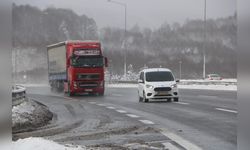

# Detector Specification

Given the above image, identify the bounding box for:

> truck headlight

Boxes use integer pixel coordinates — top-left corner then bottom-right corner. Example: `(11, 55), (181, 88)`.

(171, 84), (177, 88)
(146, 84), (154, 89)
(73, 82), (77, 88)
(100, 81), (104, 87)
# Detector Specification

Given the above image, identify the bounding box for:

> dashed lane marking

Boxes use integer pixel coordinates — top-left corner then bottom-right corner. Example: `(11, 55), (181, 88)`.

(139, 120), (155, 125)
(106, 106), (116, 109)
(116, 110), (127, 113)
(126, 114), (140, 118)
(162, 142), (180, 150)
(160, 128), (202, 150)
(111, 94), (123, 97)
(97, 103), (106, 106)
(216, 108), (238, 114)
(173, 102), (190, 105)
(88, 102), (97, 104)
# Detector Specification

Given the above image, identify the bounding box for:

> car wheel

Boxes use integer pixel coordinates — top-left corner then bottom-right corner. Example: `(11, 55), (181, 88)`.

(139, 96), (142, 102)
(143, 92), (149, 103)
(173, 97), (179, 102)
(138, 91), (142, 102)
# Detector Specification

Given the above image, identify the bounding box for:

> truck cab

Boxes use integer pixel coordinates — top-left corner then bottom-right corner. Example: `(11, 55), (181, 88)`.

(47, 41), (108, 96)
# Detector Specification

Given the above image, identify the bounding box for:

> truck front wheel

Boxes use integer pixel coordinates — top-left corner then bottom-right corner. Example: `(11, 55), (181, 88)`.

(68, 92), (74, 96)
(98, 92), (104, 96)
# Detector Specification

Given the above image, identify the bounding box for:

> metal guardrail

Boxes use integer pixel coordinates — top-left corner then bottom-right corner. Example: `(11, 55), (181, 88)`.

(111, 80), (237, 85)
(12, 85), (26, 106)
(179, 80), (237, 85)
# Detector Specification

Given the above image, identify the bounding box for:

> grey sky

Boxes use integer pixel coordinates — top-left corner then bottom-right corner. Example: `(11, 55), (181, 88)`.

(14, 0), (236, 29)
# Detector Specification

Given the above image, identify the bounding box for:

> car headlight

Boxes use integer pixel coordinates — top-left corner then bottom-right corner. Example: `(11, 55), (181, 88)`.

(146, 84), (154, 89)
(171, 84), (177, 88)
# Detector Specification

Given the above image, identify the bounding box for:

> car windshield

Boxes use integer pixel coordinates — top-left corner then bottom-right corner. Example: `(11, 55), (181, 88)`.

(145, 71), (174, 82)
(71, 56), (104, 67)
(210, 74), (220, 77)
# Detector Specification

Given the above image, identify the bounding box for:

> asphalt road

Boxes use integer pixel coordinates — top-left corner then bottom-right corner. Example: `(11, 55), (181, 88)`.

(24, 85), (237, 150)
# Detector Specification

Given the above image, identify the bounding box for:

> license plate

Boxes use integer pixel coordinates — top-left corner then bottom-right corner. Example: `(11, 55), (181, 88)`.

(157, 91), (168, 95)
(85, 89), (93, 92)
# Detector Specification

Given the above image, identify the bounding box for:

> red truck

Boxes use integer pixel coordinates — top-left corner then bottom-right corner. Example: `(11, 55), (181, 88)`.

(47, 41), (108, 96)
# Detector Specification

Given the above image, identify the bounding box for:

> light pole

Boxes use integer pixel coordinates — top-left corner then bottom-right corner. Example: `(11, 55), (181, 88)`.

(179, 61), (182, 80)
(203, 0), (207, 79)
(107, 0), (127, 78)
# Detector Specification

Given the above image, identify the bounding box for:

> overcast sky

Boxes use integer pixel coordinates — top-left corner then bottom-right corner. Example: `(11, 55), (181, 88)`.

(14, 0), (236, 29)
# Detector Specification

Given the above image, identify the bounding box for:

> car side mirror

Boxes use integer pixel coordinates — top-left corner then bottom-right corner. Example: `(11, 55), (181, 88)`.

(176, 79), (180, 83)
(138, 79), (144, 83)
(104, 57), (108, 67)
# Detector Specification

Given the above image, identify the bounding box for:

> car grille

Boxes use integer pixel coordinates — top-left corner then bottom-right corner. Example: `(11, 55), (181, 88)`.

(154, 94), (172, 97)
(78, 74), (100, 80)
(78, 82), (98, 88)
(154, 87), (172, 92)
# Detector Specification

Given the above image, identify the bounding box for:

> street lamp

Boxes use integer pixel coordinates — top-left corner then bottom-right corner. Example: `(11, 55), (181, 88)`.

(203, 0), (207, 79)
(179, 61), (182, 80)
(107, 0), (127, 78)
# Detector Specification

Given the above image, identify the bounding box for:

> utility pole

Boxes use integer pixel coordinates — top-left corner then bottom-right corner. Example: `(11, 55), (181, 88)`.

(179, 61), (182, 80)
(203, 0), (207, 79)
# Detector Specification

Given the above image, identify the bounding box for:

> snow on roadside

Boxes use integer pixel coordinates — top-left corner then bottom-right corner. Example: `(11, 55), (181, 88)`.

(106, 83), (237, 91)
(181, 78), (237, 82)
(19, 84), (49, 87)
(178, 84), (237, 91)
(12, 137), (86, 150)
(107, 83), (138, 88)
(12, 99), (53, 133)
(12, 101), (35, 126)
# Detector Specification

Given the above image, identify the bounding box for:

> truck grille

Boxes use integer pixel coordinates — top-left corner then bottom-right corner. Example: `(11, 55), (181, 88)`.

(78, 74), (100, 80)
(79, 82), (98, 88)
(154, 87), (172, 92)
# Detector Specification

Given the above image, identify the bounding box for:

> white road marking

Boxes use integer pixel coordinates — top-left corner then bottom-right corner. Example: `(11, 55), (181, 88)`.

(112, 94), (123, 97)
(139, 120), (155, 125)
(216, 108), (238, 113)
(106, 106), (116, 109)
(162, 142), (180, 150)
(160, 128), (202, 150)
(116, 110), (127, 113)
(126, 114), (140, 118)
(174, 102), (190, 105)
(97, 103), (106, 106)
(89, 102), (96, 104)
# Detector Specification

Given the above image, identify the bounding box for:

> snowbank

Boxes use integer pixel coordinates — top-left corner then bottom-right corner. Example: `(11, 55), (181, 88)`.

(12, 99), (53, 133)
(12, 137), (85, 150)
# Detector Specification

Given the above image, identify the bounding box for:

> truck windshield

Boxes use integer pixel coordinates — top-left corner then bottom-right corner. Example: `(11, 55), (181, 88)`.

(71, 56), (104, 67)
(146, 71), (174, 82)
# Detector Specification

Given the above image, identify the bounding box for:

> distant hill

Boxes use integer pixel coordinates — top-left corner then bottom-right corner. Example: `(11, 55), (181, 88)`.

(100, 15), (237, 78)
(12, 4), (236, 81)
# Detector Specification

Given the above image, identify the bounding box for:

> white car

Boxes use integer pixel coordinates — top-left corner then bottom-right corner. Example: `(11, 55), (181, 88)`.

(206, 74), (222, 80)
(138, 68), (179, 103)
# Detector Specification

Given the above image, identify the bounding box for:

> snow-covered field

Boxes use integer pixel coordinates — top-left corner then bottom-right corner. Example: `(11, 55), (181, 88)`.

(12, 137), (85, 150)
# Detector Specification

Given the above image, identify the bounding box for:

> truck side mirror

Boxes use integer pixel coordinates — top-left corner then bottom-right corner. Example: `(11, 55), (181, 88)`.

(138, 79), (144, 83)
(104, 57), (108, 67)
